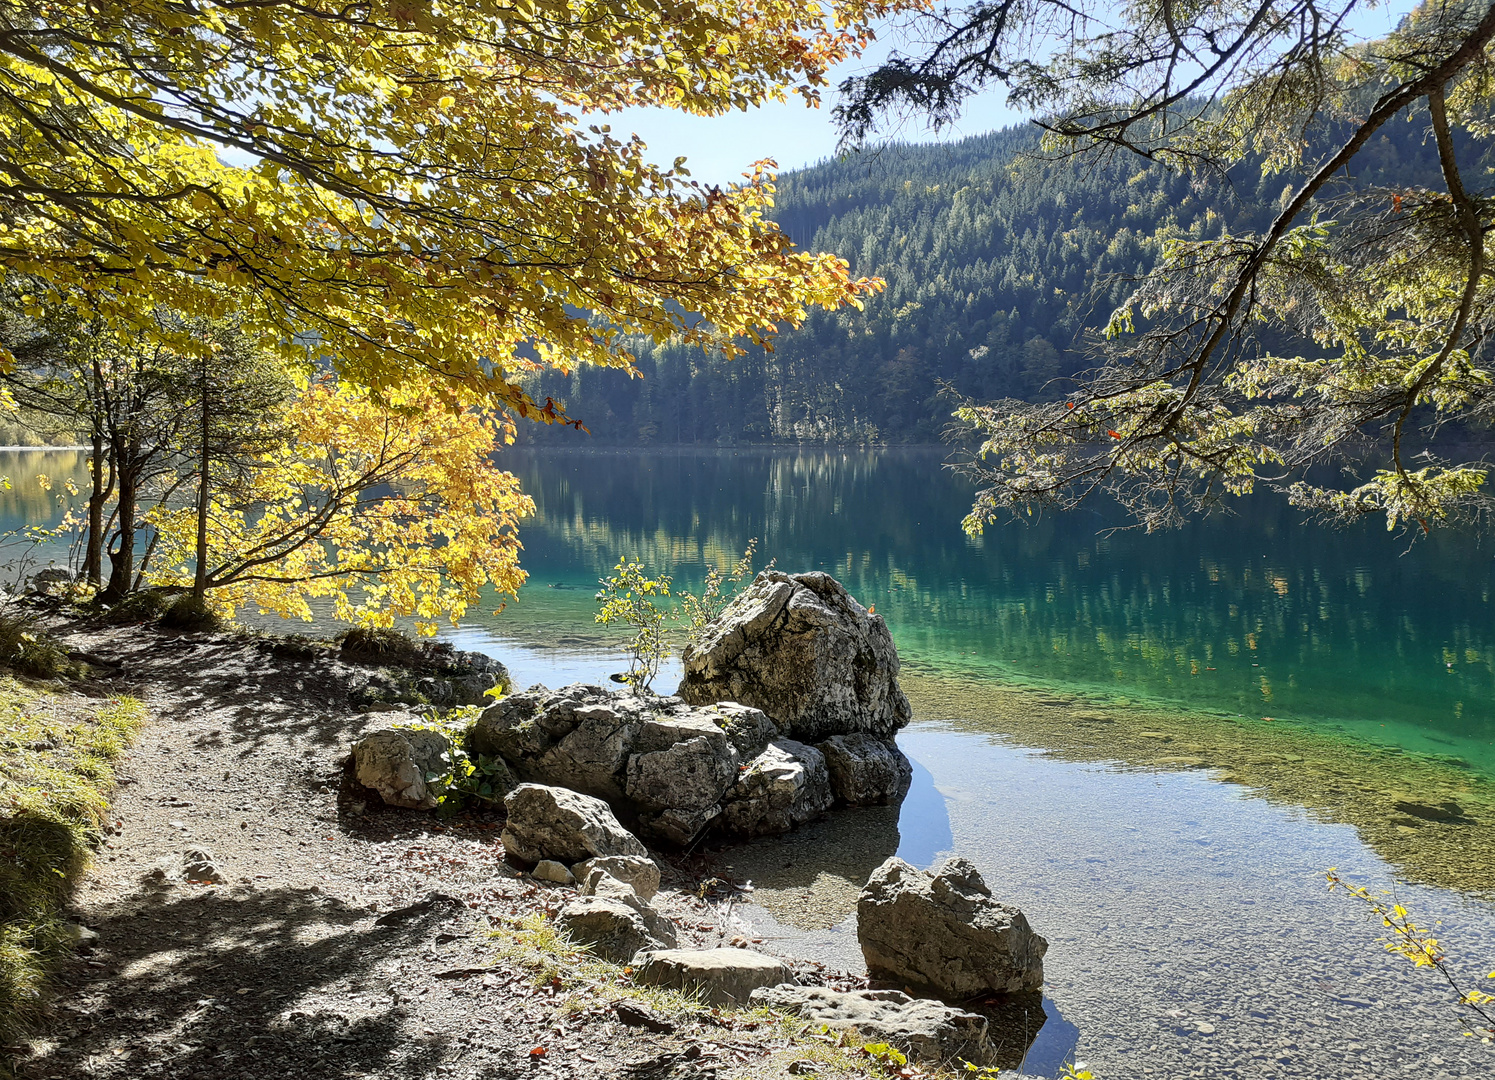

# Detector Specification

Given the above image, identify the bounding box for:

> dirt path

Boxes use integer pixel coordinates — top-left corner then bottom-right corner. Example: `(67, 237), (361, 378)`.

(17, 622), (847, 1080)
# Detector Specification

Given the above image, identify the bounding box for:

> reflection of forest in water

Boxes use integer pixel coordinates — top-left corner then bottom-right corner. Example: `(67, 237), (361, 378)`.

(5, 445), (1495, 767)
(509, 448), (1495, 762)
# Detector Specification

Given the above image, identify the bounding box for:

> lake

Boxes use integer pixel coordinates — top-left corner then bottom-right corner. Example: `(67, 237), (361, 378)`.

(5, 445), (1495, 1077)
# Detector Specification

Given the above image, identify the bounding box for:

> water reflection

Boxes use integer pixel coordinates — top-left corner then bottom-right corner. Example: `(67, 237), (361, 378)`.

(500, 448), (1495, 776)
(8, 446), (1495, 779)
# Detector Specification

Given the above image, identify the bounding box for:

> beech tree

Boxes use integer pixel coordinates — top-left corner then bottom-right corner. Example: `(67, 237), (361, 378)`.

(841, 0), (1495, 533)
(0, 0), (900, 417)
(144, 376), (533, 632)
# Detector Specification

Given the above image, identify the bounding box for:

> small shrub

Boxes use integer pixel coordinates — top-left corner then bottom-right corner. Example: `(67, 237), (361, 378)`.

(394, 707), (516, 818)
(99, 589), (173, 626)
(337, 626), (423, 665)
(158, 594), (222, 632)
(594, 558), (672, 690)
(0, 610), (75, 680)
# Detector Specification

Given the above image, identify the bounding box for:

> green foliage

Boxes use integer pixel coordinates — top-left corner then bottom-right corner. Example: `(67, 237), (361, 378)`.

(394, 708), (516, 819)
(518, 119), (1461, 447)
(594, 558), (673, 691)
(859, 1042), (909, 1073)
(674, 539), (767, 650)
(595, 542), (765, 688)
(0, 683), (145, 1064)
(337, 626), (424, 665)
(158, 594), (222, 632)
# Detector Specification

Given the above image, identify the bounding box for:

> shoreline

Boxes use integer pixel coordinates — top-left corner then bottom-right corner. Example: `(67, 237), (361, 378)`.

(4, 614), (1002, 1080)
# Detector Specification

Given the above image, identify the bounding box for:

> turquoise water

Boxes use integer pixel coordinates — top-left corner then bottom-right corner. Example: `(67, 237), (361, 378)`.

(457, 448), (1495, 776)
(8, 445), (1495, 774)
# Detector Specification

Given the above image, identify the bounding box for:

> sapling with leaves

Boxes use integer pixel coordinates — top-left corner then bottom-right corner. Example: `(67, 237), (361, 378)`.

(594, 541), (766, 690)
(594, 558), (674, 691)
(1327, 869), (1495, 1042)
(675, 539), (772, 649)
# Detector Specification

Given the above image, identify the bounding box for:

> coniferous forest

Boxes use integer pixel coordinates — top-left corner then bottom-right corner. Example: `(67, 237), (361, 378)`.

(518, 117), (1469, 445)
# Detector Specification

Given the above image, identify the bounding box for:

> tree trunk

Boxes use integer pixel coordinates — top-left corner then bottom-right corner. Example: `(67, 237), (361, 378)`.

(193, 358), (210, 600)
(84, 423), (105, 586)
(101, 440), (138, 603)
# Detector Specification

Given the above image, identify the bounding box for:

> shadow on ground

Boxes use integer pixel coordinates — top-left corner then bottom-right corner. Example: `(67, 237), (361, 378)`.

(25, 885), (459, 1080)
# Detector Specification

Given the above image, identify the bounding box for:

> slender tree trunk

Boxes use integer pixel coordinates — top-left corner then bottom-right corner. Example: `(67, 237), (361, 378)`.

(102, 437), (139, 603)
(193, 358), (210, 600)
(84, 422), (105, 586)
(83, 355), (109, 586)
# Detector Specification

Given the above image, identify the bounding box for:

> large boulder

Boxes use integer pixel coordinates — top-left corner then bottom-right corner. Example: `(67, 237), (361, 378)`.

(626, 715), (740, 844)
(751, 986), (995, 1066)
(721, 739), (833, 837)
(500, 783), (648, 866)
(352, 728), (452, 810)
(634, 948), (793, 1006)
(857, 857), (1047, 998)
(677, 571), (912, 743)
(817, 734), (913, 806)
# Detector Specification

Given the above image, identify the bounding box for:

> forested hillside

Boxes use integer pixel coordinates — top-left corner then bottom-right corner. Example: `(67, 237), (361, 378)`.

(519, 116), (1457, 444)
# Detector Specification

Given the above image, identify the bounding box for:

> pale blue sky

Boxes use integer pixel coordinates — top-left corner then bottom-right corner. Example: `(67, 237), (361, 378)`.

(607, 4), (1411, 187)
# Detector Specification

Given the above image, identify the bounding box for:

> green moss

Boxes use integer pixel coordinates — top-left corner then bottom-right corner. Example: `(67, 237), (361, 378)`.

(0, 681), (145, 1070)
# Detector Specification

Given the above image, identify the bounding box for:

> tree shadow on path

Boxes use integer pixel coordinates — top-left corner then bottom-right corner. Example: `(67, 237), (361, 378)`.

(24, 885), (461, 1080)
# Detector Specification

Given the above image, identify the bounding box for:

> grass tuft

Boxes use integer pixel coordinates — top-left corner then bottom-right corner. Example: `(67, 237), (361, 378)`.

(98, 589), (173, 626)
(0, 612), (77, 681)
(0, 682), (145, 1072)
(158, 593), (221, 632)
(336, 626), (423, 665)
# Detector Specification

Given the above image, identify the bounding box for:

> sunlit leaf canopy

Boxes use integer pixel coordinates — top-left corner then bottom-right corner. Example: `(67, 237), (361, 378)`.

(145, 374), (535, 631)
(847, 0), (1495, 534)
(0, 0), (908, 415)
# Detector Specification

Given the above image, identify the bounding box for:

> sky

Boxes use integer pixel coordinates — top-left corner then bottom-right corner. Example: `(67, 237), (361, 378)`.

(608, 4), (1413, 187)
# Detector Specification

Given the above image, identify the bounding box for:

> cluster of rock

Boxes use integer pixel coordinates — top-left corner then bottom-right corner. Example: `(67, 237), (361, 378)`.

(345, 646), (509, 709)
(459, 571), (912, 846)
(501, 780), (1050, 1068)
(345, 569), (1055, 1068)
(350, 571), (911, 843)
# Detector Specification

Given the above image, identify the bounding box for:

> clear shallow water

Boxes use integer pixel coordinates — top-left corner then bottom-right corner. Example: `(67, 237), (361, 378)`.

(7, 446), (1495, 1075)
(717, 724), (1495, 1078)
